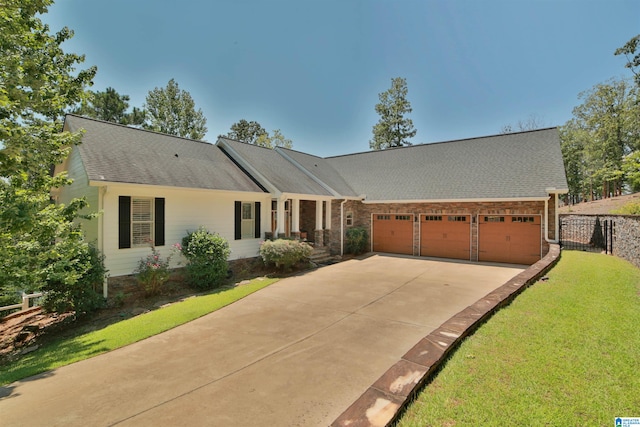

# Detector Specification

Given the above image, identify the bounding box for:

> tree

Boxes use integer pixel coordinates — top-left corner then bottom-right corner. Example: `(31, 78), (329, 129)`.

(74, 87), (145, 125)
(223, 119), (267, 144)
(560, 78), (640, 201)
(256, 129), (293, 149)
(370, 77), (417, 150)
(501, 114), (547, 134)
(143, 78), (208, 140)
(615, 34), (640, 87)
(223, 120), (293, 149)
(0, 0), (105, 313)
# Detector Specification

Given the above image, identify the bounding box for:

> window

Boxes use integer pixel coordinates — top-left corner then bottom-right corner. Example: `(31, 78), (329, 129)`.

(235, 201), (261, 240)
(376, 215), (391, 220)
(132, 198), (154, 246)
(241, 202), (254, 239)
(425, 215), (442, 221)
(448, 216), (467, 222)
(512, 216), (535, 223)
(346, 211), (353, 227)
(119, 196), (165, 249)
(484, 216), (505, 223)
(396, 215), (412, 221)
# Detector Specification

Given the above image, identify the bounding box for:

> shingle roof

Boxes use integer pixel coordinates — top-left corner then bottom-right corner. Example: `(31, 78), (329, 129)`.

(65, 115), (567, 201)
(64, 115), (266, 193)
(275, 148), (360, 198)
(325, 128), (568, 201)
(217, 138), (333, 197)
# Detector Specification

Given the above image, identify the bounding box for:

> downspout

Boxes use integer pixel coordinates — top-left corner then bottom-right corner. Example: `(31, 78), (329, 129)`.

(544, 193), (559, 244)
(340, 200), (347, 256)
(100, 186), (108, 298)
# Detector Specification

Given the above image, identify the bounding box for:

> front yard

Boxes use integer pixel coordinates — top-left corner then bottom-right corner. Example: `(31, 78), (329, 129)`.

(396, 250), (640, 426)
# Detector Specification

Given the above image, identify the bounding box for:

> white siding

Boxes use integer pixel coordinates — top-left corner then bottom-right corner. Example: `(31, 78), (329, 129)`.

(55, 148), (99, 243)
(103, 185), (271, 276)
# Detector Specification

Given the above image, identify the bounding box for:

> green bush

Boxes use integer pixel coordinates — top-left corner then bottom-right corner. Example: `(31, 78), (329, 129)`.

(181, 227), (231, 290)
(42, 243), (107, 316)
(134, 246), (173, 295)
(259, 239), (313, 270)
(345, 227), (368, 255)
(611, 202), (640, 215)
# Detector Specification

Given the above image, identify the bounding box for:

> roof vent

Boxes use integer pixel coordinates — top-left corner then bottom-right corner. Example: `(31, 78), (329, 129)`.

(174, 153), (179, 158)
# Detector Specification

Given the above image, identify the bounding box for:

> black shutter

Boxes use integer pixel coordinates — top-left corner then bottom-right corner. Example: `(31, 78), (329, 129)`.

(118, 196), (131, 249)
(234, 201), (242, 240)
(155, 198), (165, 246)
(254, 202), (261, 238)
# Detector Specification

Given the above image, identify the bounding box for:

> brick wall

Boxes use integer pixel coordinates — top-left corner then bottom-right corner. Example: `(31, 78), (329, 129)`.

(328, 198), (555, 261)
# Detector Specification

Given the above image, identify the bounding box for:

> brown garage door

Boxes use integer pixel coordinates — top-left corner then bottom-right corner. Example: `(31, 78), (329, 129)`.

(372, 214), (414, 255)
(479, 215), (541, 264)
(420, 215), (471, 260)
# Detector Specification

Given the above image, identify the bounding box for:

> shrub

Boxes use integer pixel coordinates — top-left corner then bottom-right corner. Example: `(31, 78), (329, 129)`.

(42, 243), (107, 316)
(260, 239), (313, 271)
(181, 227), (231, 290)
(611, 202), (640, 215)
(134, 246), (173, 296)
(345, 227), (368, 255)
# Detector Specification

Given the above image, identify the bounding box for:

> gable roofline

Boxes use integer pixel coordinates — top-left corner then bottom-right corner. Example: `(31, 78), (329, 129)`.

(274, 147), (360, 199)
(63, 114), (266, 193)
(216, 137), (281, 195)
(324, 126), (560, 160)
(64, 113), (212, 145)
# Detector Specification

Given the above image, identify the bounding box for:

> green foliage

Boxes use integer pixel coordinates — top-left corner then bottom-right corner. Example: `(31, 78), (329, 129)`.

(611, 201), (640, 215)
(74, 87), (145, 125)
(259, 239), (313, 270)
(615, 34), (640, 87)
(0, 277), (279, 385)
(223, 119), (293, 149)
(134, 246), (173, 295)
(181, 227), (231, 290)
(622, 151), (640, 192)
(223, 119), (268, 144)
(0, 0), (98, 308)
(345, 227), (368, 255)
(398, 252), (640, 426)
(143, 78), (208, 140)
(370, 77), (417, 150)
(560, 77), (640, 202)
(42, 244), (107, 315)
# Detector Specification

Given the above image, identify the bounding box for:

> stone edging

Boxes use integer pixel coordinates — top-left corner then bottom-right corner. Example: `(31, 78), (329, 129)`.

(330, 244), (562, 427)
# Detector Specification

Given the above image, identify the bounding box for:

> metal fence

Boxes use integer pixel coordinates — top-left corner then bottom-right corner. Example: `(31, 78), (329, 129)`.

(559, 215), (614, 254)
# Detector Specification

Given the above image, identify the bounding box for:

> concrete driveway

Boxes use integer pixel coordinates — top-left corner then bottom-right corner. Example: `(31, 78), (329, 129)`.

(0, 254), (524, 426)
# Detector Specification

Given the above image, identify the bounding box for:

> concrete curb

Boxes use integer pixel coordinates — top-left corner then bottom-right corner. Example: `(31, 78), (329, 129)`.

(331, 244), (562, 427)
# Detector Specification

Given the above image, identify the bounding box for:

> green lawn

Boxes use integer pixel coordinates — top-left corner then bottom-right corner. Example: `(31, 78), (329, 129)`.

(0, 277), (278, 386)
(397, 251), (640, 426)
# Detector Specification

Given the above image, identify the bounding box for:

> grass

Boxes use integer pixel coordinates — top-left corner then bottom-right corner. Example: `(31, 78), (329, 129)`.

(0, 277), (278, 386)
(397, 251), (640, 426)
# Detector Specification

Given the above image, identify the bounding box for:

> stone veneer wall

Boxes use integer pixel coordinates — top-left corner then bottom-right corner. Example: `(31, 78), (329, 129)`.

(561, 214), (640, 269)
(329, 197), (555, 261)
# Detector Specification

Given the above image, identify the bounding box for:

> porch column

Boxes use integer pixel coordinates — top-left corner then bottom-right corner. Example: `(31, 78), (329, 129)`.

(291, 199), (300, 240)
(292, 199), (300, 232)
(315, 200), (324, 246)
(276, 198), (286, 238)
(323, 200), (332, 248)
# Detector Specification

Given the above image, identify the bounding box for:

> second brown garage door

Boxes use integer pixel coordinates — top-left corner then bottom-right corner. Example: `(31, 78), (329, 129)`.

(372, 214), (414, 255)
(479, 215), (541, 265)
(420, 215), (471, 260)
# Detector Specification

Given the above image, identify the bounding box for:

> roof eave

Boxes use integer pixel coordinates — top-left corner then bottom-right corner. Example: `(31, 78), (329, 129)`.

(361, 196), (552, 204)
(88, 180), (269, 196)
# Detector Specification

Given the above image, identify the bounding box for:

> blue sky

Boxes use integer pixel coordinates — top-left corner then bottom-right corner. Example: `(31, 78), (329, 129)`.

(44, 0), (639, 157)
